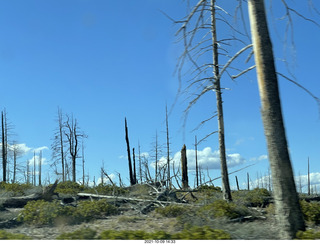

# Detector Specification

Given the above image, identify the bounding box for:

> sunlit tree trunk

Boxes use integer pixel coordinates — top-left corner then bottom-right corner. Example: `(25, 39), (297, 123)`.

(248, 0), (305, 239)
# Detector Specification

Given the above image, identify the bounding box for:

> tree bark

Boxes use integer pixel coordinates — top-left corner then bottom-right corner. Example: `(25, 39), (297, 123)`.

(210, 0), (232, 202)
(181, 144), (189, 189)
(248, 0), (305, 239)
(1, 111), (7, 182)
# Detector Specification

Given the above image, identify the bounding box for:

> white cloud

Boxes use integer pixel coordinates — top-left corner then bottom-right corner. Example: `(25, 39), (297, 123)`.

(150, 147), (246, 171)
(250, 154), (268, 162)
(28, 155), (48, 166)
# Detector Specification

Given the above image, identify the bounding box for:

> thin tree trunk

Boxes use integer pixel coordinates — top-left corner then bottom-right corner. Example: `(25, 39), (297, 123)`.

(248, 0), (305, 238)
(58, 108), (65, 182)
(1, 111), (7, 182)
(133, 148), (137, 184)
(165, 105), (171, 188)
(308, 157), (310, 196)
(210, 0), (232, 202)
(195, 135), (199, 188)
(33, 151), (36, 186)
(125, 118), (135, 185)
(39, 151), (42, 186)
(247, 173), (250, 191)
(235, 176), (240, 191)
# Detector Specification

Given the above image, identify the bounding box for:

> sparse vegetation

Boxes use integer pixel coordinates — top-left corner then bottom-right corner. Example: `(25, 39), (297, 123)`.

(0, 230), (31, 240)
(54, 181), (84, 195)
(300, 200), (320, 225)
(17, 199), (119, 226)
(155, 205), (189, 218)
(56, 228), (97, 240)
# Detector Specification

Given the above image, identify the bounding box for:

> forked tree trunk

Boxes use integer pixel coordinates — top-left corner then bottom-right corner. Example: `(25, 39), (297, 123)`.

(210, 0), (232, 202)
(248, 0), (305, 239)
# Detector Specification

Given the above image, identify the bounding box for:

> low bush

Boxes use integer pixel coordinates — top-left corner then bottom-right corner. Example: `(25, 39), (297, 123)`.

(172, 226), (231, 240)
(296, 229), (320, 240)
(155, 205), (188, 218)
(0, 230), (31, 240)
(243, 188), (271, 207)
(54, 181), (84, 195)
(84, 183), (128, 195)
(200, 199), (247, 219)
(18, 199), (119, 226)
(0, 182), (33, 196)
(300, 200), (320, 225)
(197, 185), (222, 193)
(56, 228), (97, 240)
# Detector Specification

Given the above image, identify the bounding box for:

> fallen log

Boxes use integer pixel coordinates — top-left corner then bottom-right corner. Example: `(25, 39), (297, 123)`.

(0, 180), (59, 208)
(77, 192), (200, 206)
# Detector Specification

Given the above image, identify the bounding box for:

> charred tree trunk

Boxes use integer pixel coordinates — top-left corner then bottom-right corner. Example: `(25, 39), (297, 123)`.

(248, 0), (305, 238)
(165, 105), (171, 188)
(210, 0), (232, 202)
(308, 157), (310, 196)
(181, 144), (189, 189)
(125, 118), (135, 185)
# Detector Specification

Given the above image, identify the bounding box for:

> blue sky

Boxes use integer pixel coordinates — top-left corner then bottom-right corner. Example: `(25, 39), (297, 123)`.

(0, 0), (319, 192)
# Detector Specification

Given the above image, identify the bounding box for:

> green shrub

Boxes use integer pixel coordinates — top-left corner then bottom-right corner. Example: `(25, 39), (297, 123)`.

(0, 230), (31, 240)
(200, 199), (246, 219)
(243, 188), (271, 207)
(84, 183), (128, 195)
(296, 229), (320, 240)
(172, 226), (231, 240)
(56, 228), (97, 240)
(0, 182), (33, 196)
(72, 199), (119, 222)
(155, 205), (188, 218)
(300, 200), (320, 224)
(18, 200), (64, 226)
(98, 230), (149, 240)
(197, 185), (222, 193)
(54, 181), (84, 195)
(18, 199), (119, 226)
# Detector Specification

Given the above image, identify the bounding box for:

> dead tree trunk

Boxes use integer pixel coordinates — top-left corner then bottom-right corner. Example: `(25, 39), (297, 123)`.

(210, 0), (232, 202)
(195, 136), (199, 188)
(133, 148), (137, 184)
(181, 144), (189, 189)
(125, 118), (135, 185)
(308, 157), (310, 196)
(235, 176), (240, 191)
(248, 0), (305, 238)
(1, 110), (7, 182)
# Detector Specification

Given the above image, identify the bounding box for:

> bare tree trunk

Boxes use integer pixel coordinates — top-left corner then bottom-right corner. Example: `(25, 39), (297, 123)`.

(235, 176), (240, 191)
(33, 151), (36, 186)
(181, 144), (189, 189)
(210, 0), (232, 202)
(26, 160), (30, 184)
(248, 0), (305, 238)
(165, 105), (171, 188)
(125, 118), (135, 185)
(1, 110), (7, 182)
(247, 173), (250, 191)
(38, 151), (42, 186)
(58, 108), (65, 182)
(133, 148), (137, 184)
(308, 157), (310, 196)
(195, 135), (199, 188)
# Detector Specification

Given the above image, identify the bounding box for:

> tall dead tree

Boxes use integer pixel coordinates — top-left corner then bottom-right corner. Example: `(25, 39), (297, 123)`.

(248, 0), (305, 238)
(132, 148), (137, 184)
(308, 157), (310, 196)
(38, 150), (42, 186)
(65, 114), (86, 183)
(195, 135), (199, 187)
(173, 0), (253, 201)
(165, 105), (171, 188)
(181, 144), (189, 189)
(51, 107), (66, 182)
(125, 118), (135, 185)
(1, 110), (8, 182)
